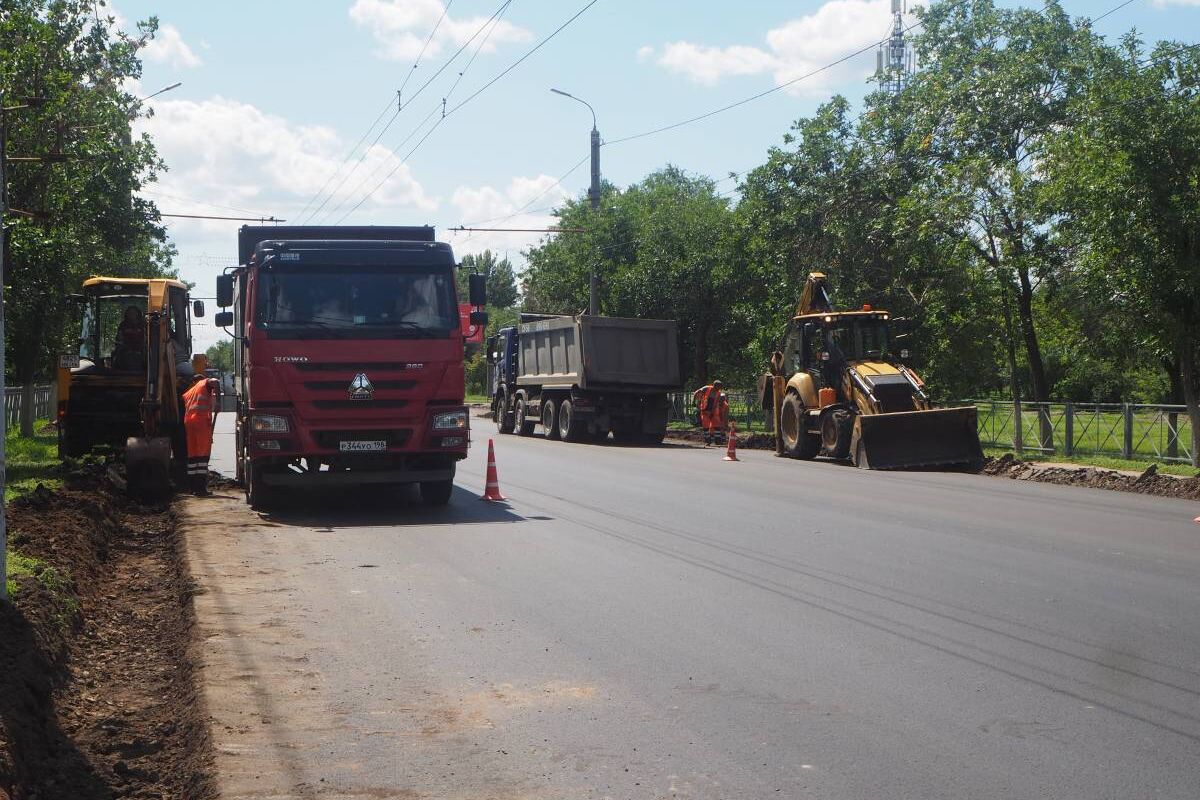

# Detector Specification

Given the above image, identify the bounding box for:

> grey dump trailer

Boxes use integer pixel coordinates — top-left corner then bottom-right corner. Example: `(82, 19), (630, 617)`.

(487, 314), (681, 444)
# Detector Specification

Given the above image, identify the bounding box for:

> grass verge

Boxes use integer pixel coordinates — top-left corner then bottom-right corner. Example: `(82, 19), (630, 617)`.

(5, 420), (61, 503)
(982, 446), (1198, 477)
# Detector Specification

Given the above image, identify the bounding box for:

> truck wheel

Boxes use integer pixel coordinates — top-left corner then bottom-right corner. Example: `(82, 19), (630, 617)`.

(639, 432), (666, 446)
(246, 460), (277, 511)
(420, 479), (454, 506)
(515, 396), (536, 436)
(495, 390), (515, 435)
(542, 399), (560, 440)
(781, 394), (818, 460)
(558, 400), (585, 442)
(820, 410), (853, 460)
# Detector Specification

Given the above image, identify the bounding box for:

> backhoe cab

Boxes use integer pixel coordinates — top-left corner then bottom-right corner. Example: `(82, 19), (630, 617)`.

(761, 272), (982, 470)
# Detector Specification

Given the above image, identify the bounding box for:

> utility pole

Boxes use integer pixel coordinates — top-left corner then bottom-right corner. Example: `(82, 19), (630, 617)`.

(552, 88), (602, 316)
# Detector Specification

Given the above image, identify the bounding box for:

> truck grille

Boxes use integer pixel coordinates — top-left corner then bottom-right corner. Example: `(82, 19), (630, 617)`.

(293, 362), (420, 372)
(311, 399), (409, 410)
(302, 380), (416, 391)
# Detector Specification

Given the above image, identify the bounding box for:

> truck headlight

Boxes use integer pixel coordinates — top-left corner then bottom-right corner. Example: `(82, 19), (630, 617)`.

(432, 410), (468, 430)
(251, 414), (289, 433)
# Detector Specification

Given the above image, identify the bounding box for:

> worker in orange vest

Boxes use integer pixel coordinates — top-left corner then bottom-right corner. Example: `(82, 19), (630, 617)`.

(183, 354), (220, 495)
(696, 380), (730, 446)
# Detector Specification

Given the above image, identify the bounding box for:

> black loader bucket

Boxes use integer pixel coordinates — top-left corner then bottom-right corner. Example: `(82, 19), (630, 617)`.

(126, 435), (172, 501)
(851, 406), (983, 470)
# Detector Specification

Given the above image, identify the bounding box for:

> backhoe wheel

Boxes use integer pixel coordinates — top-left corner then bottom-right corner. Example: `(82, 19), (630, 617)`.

(542, 399), (560, 440)
(820, 410), (853, 460)
(558, 400), (585, 442)
(495, 390), (515, 435)
(780, 393), (818, 460)
(515, 396), (536, 436)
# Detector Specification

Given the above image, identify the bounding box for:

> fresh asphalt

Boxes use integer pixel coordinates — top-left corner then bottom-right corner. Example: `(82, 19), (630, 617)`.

(199, 414), (1200, 799)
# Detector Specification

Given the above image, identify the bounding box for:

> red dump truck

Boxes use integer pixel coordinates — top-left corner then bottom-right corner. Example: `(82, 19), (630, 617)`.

(214, 226), (486, 508)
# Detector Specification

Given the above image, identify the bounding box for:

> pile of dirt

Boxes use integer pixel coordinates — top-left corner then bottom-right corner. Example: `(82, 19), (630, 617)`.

(666, 429), (776, 450)
(982, 453), (1200, 501)
(0, 468), (214, 799)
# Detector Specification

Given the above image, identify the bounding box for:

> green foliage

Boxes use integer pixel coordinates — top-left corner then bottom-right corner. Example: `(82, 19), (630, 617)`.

(6, 420), (60, 502)
(206, 340), (233, 372)
(1, 1), (175, 385)
(457, 250), (519, 309)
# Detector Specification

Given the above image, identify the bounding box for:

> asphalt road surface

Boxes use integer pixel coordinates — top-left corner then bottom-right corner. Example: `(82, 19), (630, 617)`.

(192, 414), (1200, 799)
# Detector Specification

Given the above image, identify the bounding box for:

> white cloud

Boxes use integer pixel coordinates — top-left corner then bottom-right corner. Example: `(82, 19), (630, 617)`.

(349, 0), (532, 62)
(448, 175), (569, 258)
(644, 0), (888, 95)
(141, 23), (203, 68)
(137, 95), (435, 218)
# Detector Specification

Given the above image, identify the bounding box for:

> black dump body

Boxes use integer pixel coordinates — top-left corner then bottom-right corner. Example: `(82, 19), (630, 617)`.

(237, 225), (436, 264)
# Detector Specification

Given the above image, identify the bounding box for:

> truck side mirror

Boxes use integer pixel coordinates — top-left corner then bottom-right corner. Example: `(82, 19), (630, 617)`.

(193, 300), (206, 318)
(214, 311), (234, 328)
(469, 310), (489, 328)
(216, 274), (234, 308)
(468, 273), (487, 307)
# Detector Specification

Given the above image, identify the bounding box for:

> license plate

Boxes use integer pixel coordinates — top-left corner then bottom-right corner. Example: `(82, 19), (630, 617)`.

(339, 440), (387, 452)
(59, 353), (80, 369)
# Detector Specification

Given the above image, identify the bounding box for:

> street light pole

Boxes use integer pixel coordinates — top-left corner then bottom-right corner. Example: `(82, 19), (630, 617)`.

(1, 91), (9, 601)
(551, 88), (602, 315)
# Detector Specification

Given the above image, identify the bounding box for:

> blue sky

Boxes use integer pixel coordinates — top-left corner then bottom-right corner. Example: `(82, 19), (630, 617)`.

(114, 0), (1200, 349)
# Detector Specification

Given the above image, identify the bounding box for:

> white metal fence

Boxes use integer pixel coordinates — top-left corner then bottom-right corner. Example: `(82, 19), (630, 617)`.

(3, 384), (53, 427)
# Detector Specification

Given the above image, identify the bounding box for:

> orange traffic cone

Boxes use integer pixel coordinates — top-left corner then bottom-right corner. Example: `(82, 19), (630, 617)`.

(481, 439), (507, 501)
(723, 423), (739, 462)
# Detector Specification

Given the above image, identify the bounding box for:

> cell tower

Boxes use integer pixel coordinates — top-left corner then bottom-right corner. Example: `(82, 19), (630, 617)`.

(876, 0), (915, 95)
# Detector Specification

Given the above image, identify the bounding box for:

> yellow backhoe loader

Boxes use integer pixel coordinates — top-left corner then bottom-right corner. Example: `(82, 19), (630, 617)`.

(57, 277), (204, 497)
(759, 272), (982, 470)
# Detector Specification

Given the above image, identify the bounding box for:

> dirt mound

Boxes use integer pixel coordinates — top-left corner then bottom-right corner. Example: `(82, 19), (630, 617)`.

(0, 477), (215, 799)
(667, 429), (776, 450)
(982, 453), (1200, 501)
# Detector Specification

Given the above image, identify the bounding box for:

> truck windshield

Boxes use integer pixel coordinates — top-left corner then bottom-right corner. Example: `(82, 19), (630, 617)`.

(256, 267), (457, 337)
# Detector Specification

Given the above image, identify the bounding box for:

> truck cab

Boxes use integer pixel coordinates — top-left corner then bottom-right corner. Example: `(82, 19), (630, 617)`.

(216, 226), (486, 508)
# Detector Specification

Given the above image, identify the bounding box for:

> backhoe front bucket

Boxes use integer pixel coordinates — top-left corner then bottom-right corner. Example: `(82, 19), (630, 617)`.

(126, 435), (172, 500)
(851, 406), (983, 470)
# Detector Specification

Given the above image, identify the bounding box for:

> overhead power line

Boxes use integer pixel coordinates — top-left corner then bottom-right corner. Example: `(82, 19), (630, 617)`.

(300, 0), (515, 224)
(333, 0), (602, 224)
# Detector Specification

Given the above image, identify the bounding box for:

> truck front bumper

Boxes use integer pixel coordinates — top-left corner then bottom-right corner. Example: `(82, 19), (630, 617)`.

(261, 465), (455, 487)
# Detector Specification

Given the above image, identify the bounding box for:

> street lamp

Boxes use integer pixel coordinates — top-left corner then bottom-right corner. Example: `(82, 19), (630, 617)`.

(137, 82), (182, 105)
(551, 88), (602, 315)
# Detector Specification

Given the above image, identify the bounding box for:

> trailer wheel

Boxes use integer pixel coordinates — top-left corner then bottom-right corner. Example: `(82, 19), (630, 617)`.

(515, 396), (536, 436)
(495, 389), (515, 435)
(781, 393), (818, 460)
(558, 400), (585, 442)
(542, 399), (560, 440)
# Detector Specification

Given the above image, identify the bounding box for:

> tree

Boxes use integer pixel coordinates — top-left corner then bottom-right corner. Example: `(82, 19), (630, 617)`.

(1, 1), (174, 435)
(458, 250), (519, 309)
(904, 0), (1097, 421)
(523, 167), (743, 386)
(1045, 37), (1200, 465)
(205, 340), (233, 373)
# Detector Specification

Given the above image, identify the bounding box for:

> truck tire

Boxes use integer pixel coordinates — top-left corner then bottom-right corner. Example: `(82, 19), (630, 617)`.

(495, 389), (515, 435)
(246, 459), (278, 511)
(420, 478), (454, 506)
(781, 393), (818, 460)
(542, 399), (560, 440)
(820, 409), (853, 460)
(515, 396), (536, 436)
(558, 400), (586, 442)
(639, 432), (666, 446)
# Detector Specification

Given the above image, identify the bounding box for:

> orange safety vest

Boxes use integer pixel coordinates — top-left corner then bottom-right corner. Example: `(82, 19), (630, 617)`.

(699, 386), (728, 430)
(183, 378), (217, 419)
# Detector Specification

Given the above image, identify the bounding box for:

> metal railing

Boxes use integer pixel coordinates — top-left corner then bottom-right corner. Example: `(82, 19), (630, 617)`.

(669, 390), (771, 432)
(961, 400), (1194, 464)
(3, 384), (53, 427)
(669, 390), (1195, 464)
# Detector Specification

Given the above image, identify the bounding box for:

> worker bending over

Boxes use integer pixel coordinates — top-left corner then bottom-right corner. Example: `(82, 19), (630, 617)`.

(696, 380), (730, 446)
(183, 354), (220, 495)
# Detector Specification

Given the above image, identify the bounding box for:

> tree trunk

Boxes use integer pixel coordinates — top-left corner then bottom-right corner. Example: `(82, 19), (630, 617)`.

(20, 382), (33, 437)
(999, 284), (1022, 451)
(693, 318), (710, 385)
(1164, 356), (1182, 459)
(1014, 263), (1052, 449)
(1179, 338), (1200, 469)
